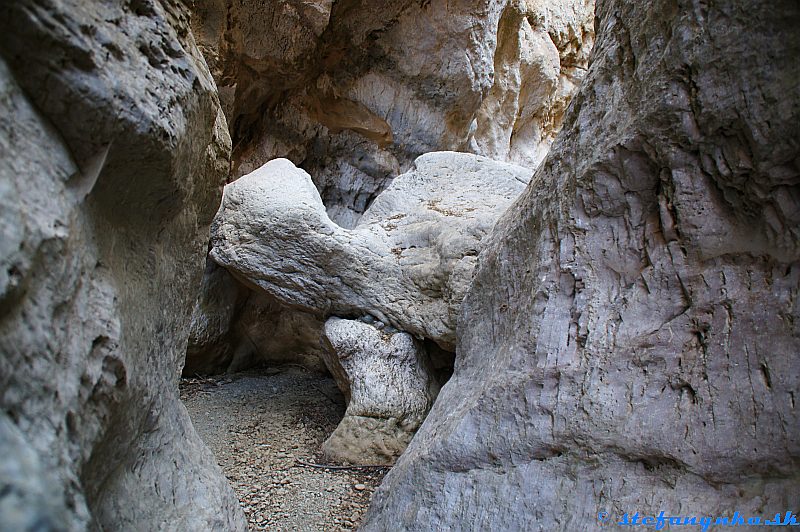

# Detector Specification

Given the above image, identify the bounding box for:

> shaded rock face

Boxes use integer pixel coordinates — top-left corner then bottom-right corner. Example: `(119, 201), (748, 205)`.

(193, 0), (594, 227)
(321, 318), (440, 464)
(184, 259), (326, 375)
(209, 152), (531, 351)
(0, 1), (245, 530)
(364, 0), (800, 530)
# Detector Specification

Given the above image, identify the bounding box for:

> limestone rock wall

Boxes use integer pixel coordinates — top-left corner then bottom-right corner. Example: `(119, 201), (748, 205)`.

(363, 0), (800, 529)
(186, 0), (594, 377)
(185, 259), (326, 376)
(193, 0), (594, 227)
(0, 0), (245, 529)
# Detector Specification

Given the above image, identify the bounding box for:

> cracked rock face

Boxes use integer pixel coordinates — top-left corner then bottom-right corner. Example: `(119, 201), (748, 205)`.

(363, 0), (800, 529)
(321, 318), (439, 464)
(0, 1), (245, 529)
(209, 151), (531, 351)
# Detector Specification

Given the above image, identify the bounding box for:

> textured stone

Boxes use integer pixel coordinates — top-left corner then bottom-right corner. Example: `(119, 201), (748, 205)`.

(472, 0), (594, 168)
(185, 260), (326, 375)
(0, 1), (245, 529)
(364, 0), (800, 530)
(192, 0), (593, 227)
(320, 318), (439, 464)
(209, 151), (531, 350)
(188, 0), (594, 379)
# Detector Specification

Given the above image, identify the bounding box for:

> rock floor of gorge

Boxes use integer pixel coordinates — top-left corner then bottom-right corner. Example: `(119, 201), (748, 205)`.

(181, 367), (388, 531)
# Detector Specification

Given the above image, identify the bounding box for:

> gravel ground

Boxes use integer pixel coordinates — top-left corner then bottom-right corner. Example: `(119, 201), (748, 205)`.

(181, 367), (388, 531)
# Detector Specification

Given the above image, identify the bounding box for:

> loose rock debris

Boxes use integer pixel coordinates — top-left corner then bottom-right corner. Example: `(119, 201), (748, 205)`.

(181, 366), (388, 531)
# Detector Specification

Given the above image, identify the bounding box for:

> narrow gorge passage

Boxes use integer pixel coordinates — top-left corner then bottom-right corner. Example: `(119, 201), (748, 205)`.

(181, 367), (387, 531)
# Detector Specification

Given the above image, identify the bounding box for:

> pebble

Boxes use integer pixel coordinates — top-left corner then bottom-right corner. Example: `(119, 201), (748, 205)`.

(354, 484), (366, 491)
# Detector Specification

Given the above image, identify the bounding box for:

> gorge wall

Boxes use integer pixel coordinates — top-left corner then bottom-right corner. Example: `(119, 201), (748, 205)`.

(185, 0), (595, 375)
(2, 0), (797, 529)
(363, 0), (800, 529)
(193, 0), (594, 226)
(0, 0), (245, 529)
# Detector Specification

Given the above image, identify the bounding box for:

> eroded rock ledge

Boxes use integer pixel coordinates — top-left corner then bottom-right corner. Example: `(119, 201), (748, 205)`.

(186, 0), (596, 382)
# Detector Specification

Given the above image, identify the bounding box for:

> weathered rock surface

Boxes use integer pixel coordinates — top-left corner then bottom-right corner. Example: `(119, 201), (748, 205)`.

(187, 0), (594, 378)
(185, 260), (326, 375)
(209, 151), (531, 350)
(321, 318), (439, 464)
(0, 1), (245, 530)
(364, 0), (800, 529)
(193, 0), (593, 227)
(472, 0), (594, 168)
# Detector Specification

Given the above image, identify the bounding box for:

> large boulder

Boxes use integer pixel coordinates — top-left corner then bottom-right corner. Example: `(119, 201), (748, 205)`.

(363, 0), (800, 529)
(0, 1), (245, 529)
(209, 151), (531, 351)
(321, 318), (440, 464)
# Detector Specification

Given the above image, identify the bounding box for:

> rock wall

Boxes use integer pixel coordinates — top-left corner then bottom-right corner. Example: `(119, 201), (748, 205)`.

(184, 259), (326, 376)
(364, 0), (800, 529)
(186, 0), (594, 377)
(193, 0), (594, 227)
(0, 0), (245, 529)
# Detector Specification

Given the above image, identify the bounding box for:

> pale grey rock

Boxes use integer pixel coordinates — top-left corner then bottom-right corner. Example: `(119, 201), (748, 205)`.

(192, 0), (593, 227)
(472, 0), (595, 169)
(0, 1), (245, 530)
(320, 318), (439, 465)
(363, 1), (800, 530)
(0, 414), (68, 532)
(209, 151), (531, 350)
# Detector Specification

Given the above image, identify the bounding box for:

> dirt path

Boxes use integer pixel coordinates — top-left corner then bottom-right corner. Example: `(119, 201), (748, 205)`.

(181, 367), (387, 531)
